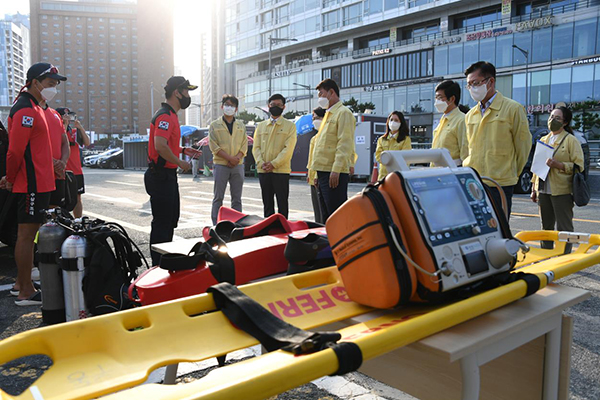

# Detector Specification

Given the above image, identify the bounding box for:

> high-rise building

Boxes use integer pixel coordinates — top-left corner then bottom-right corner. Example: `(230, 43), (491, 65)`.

(201, 1), (225, 126)
(29, 0), (175, 138)
(0, 16), (30, 121)
(225, 0), (600, 139)
(187, 94), (202, 126)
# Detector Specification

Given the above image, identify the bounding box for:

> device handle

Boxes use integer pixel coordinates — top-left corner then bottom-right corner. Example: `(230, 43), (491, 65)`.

(380, 149), (457, 172)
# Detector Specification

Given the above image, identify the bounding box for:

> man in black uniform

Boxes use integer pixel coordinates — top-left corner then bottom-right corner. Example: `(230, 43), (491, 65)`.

(144, 76), (200, 265)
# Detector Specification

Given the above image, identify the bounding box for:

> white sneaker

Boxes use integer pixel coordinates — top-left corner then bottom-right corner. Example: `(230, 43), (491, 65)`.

(31, 267), (40, 281)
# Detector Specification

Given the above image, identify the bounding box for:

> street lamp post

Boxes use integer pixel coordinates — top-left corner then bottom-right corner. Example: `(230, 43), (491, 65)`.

(268, 35), (298, 98)
(513, 44), (530, 123)
(293, 82), (312, 111)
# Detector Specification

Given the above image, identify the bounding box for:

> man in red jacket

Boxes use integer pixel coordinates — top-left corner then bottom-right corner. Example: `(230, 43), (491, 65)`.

(0, 62), (66, 306)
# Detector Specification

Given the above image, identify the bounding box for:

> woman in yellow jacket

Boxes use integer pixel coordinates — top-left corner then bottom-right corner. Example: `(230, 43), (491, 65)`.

(375, 111), (411, 180)
(531, 106), (584, 253)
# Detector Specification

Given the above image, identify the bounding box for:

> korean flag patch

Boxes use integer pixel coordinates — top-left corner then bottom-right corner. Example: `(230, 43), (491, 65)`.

(22, 116), (34, 128)
(158, 121), (170, 131)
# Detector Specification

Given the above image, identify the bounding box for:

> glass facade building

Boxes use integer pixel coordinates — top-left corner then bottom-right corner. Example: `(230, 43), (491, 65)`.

(225, 0), (600, 138)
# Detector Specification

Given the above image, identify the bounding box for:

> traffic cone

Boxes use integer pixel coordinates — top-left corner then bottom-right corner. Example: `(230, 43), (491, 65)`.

(370, 161), (379, 183)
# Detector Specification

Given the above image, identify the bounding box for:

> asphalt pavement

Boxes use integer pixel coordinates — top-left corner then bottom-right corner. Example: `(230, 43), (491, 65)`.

(1, 168), (599, 399)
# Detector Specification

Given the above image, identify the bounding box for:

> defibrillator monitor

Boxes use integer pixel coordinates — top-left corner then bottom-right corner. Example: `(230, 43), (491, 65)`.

(380, 149), (522, 292)
(407, 175), (477, 234)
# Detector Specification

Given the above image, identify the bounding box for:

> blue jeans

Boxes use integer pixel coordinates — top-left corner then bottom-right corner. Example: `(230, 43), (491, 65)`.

(316, 171), (349, 221)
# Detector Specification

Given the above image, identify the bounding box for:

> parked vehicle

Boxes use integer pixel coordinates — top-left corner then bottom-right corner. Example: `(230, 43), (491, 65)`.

(84, 148), (121, 167)
(98, 149), (124, 169)
(514, 127), (590, 194)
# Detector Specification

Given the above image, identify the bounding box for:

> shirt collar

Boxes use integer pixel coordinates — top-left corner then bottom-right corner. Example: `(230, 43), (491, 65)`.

(162, 102), (176, 114)
(21, 91), (40, 106)
(479, 92), (498, 114)
(443, 106), (459, 119)
(222, 116), (235, 124)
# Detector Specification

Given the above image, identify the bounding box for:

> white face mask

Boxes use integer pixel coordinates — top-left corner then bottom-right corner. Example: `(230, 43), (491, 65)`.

(223, 105), (236, 116)
(313, 119), (322, 130)
(469, 82), (489, 103)
(388, 121), (401, 132)
(41, 86), (58, 101)
(434, 99), (448, 114)
(317, 96), (329, 109)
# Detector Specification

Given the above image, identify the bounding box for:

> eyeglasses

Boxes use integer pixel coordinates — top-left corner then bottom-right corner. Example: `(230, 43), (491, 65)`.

(36, 65), (59, 79)
(466, 77), (490, 90)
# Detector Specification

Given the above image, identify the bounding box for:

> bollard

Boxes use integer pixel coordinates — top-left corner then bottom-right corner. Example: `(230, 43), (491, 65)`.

(61, 235), (90, 321)
(38, 221), (69, 324)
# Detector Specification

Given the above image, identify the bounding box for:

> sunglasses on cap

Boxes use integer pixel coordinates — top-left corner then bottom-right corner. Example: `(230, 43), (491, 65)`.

(36, 66), (60, 79)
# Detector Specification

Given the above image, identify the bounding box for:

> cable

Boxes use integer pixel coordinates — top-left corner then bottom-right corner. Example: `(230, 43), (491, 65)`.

(387, 225), (441, 279)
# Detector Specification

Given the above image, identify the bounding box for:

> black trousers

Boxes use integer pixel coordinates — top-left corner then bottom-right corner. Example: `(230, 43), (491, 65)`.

(144, 167), (180, 266)
(258, 172), (290, 218)
(317, 171), (349, 222)
(485, 185), (514, 221)
(310, 184), (325, 224)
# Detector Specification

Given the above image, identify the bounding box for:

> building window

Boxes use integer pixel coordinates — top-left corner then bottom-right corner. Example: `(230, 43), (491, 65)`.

(496, 34), (513, 68)
(552, 22), (573, 61)
(573, 19), (597, 58)
(463, 41), (479, 72)
(531, 28), (551, 63)
(364, 0), (383, 14)
(479, 37), (496, 65)
(571, 65), (594, 101)
(323, 10), (340, 31)
(448, 43), (463, 74)
(343, 3), (362, 26)
(530, 70), (550, 105)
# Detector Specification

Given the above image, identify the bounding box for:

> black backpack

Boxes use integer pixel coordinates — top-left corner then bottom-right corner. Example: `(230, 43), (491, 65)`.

(82, 222), (146, 315)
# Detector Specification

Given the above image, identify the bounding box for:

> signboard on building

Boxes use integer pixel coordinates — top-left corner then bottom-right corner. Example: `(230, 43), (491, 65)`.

(466, 27), (513, 41)
(287, 94), (313, 102)
(515, 16), (554, 31)
(502, 0), (511, 16)
(372, 48), (392, 56)
(431, 36), (461, 47)
(572, 56), (600, 65)
(390, 27), (397, 43)
(272, 68), (302, 78)
(363, 77), (443, 92)
(364, 84), (390, 92)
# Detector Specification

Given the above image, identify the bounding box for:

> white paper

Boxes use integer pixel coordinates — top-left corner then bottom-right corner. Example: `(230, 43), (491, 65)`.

(531, 140), (554, 181)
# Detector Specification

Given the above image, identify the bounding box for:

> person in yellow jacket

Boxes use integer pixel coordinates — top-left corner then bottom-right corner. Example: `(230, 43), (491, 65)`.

(309, 79), (356, 221)
(307, 107), (326, 223)
(531, 107), (584, 253)
(375, 111), (411, 180)
(432, 80), (468, 165)
(253, 94), (297, 218)
(463, 61), (531, 218)
(208, 94), (248, 225)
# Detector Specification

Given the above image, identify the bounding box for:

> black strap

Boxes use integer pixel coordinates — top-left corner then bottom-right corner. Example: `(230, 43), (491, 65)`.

(159, 229), (235, 285)
(552, 134), (568, 156)
(327, 342), (363, 376)
(513, 272), (540, 298)
(207, 282), (362, 375)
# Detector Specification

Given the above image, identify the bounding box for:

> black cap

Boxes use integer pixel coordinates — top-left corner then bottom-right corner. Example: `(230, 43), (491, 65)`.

(56, 107), (71, 116)
(164, 76), (198, 93)
(27, 62), (67, 82)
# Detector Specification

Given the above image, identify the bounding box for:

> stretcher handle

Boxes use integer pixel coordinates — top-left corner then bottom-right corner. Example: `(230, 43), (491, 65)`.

(380, 149), (456, 172)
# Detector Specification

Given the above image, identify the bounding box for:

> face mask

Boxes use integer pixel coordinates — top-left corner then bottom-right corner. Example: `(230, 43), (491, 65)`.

(434, 99), (448, 114)
(388, 121), (401, 132)
(313, 119), (322, 130)
(41, 86), (57, 101)
(317, 96), (329, 109)
(269, 106), (283, 117)
(548, 118), (564, 132)
(178, 92), (191, 109)
(223, 105), (236, 116)
(469, 82), (489, 103)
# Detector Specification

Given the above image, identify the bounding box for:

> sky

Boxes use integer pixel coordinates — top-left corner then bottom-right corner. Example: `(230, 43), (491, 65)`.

(0, 0), (210, 89)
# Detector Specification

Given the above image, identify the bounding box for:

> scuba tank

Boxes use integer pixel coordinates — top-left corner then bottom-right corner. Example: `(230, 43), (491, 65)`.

(38, 221), (69, 324)
(61, 234), (91, 321)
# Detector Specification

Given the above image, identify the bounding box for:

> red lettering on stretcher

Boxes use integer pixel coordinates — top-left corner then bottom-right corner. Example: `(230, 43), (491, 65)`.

(341, 315), (424, 341)
(315, 289), (335, 309)
(266, 286), (347, 319)
(296, 294), (320, 314)
(331, 287), (351, 302)
(275, 298), (303, 318)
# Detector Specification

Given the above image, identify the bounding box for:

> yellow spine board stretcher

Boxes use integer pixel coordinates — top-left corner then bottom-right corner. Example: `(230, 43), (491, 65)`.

(0, 231), (599, 400)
